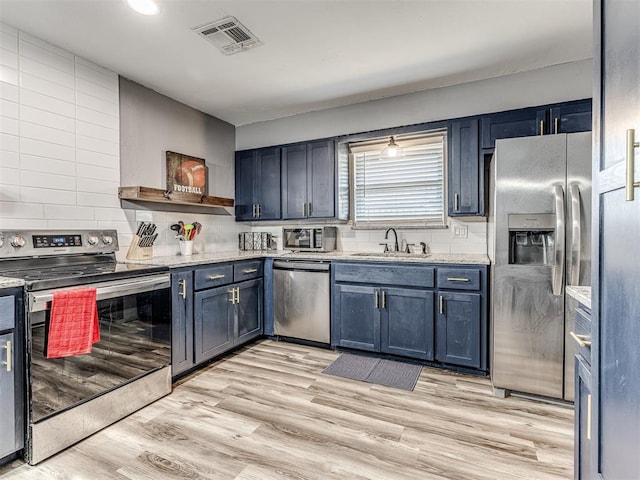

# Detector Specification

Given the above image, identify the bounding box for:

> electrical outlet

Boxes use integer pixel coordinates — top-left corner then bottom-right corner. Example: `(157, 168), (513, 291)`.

(453, 225), (468, 238)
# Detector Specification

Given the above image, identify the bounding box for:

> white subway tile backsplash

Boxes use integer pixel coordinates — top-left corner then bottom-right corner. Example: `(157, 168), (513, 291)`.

(1, 133), (19, 152)
(0, 218), (47, 229)
(450, 243), (487, 255)
(0, 65), (19, 86)
(20, 121), (75, 147)
(0, 81), (19, 102)
(0, 200), (43, 218)
(93, 207), (135, 222)
(20, 88), (75, 118)
(76, 191), (120, 208)
(76, 134), (118, 156)
(76, 149), (118, 168)
(0, 47), (18, 69)
(0, 167), (19, 184)
(20, 104), (75, 132)
(1, 99), (18, 119)
(45, 219), (98, 229)
(18, 31), (73, 60)
(21, 155), (75, 176)
(18, 39), (74, 75)
(0, 150), (19, 168)
(76, 76), (118, 105)
(76, 91), (118, 117)
(0, 116), (18, 136)
(20, 186), (76, 205)
(20, 170), (76, 191)
(20, 137), (75, 162)
(77, 177), (119, 195)
(19, 56), (75, 89)
(77, 163), (119, 182)
(44, 204), (95, 220)
(76, 120), (118, 143)
(0, 185), (19, 201)
(76, 105), (118, 130)
(20, 72), (75, 103)
(75, 57), (118, 84)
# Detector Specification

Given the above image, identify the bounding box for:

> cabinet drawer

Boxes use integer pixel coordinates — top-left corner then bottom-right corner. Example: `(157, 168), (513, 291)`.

(233, 260), (263, 283)
(334, 263), (435, 288)
(195, 264), (233, 290)
(571, 307), (592, 365)
(0, 296), (15, 331)
(437, 268), (481, 290)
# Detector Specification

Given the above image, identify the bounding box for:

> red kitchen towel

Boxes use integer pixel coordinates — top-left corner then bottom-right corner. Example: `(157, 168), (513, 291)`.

(46, 288), (100, 359)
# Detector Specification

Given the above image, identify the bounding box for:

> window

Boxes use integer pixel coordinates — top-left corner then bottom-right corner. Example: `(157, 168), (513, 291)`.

(349, 131), (446, 227)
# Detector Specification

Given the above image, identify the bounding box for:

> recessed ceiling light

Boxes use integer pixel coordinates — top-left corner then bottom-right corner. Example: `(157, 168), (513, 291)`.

(126, 0), (159, 16)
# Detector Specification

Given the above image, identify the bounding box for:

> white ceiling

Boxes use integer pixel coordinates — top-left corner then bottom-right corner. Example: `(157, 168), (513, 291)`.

(0, 0), (592, 127)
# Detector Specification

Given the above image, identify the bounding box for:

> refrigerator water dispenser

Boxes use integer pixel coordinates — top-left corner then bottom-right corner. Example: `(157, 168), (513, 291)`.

(507, 213), (556, 265)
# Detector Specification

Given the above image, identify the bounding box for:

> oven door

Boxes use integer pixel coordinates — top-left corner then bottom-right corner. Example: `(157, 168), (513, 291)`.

(27, 273), (171, 422)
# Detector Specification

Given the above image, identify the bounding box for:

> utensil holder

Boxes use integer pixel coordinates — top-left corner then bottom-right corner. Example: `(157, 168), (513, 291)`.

(125, 235), (153, 260)
(179, 240), (193, 256)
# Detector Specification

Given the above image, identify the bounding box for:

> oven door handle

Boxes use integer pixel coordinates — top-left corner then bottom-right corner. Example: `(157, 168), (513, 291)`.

(29, 274), (171, 313)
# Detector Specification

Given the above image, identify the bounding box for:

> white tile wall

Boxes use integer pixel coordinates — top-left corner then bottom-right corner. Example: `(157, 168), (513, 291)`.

(0, 22), (125, 240)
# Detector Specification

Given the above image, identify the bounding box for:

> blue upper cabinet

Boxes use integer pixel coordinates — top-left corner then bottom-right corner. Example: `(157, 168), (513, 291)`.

(480, 107), (547, 150)
(448, 118), (482, 216)
(549, 99), (592, 134)
(282, 139), (335, 220)
(235, 147), (281, 221)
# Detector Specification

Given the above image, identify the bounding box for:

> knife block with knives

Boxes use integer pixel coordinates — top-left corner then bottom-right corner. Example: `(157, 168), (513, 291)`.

(126, 222), (158, 260)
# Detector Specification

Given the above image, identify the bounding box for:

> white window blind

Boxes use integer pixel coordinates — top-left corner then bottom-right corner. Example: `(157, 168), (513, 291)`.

(350, 132), (446, 226)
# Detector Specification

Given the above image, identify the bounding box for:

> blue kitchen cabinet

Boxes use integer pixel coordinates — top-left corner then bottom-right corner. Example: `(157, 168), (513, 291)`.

(480, 107), (547, 150)
(332, 262), (435, 360)
(0, 289), (24, 462)
(171, 270), (195, 376)
(435, 291), (481, 369)
(235, 147), (281, 221)
(575, 354), (592, 480)
(282, 139), (335, 219)
(448, 118), (483, 216)
(194, 283), (234, 363)
(549, 100), (592, 134)
(236, 278), (263, 346)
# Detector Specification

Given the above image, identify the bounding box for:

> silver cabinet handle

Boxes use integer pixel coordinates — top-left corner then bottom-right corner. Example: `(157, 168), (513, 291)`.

(235, 287), (240, 304)
(454, 193), (460, 212)
(257, 204), (261, 218)
(447, 277), (470, 282)
(439, 295), (444, 315)
(381, 290), (386, 309)
(179, 279), (187, 299)
(568, 183), (581, 286)
(242, 269), (258, 274)
(308, 202), (312, 216)
(539, 119), (544, 135)
(228, 289), (235, 304)
(626, 129), (640, 201)
(552, 185), (565, 296)
(554, 117), (559, 134)
(3, 340), (11, 372)
(374, 290), (379, 308)
(252, 204), (256, 218)
(302, 203), (306, 216)
(208, 274), (226, 280)
(570, 331), (591, 347)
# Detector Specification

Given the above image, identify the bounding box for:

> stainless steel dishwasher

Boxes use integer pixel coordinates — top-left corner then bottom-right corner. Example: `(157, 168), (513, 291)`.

(273, 259), (330, 344)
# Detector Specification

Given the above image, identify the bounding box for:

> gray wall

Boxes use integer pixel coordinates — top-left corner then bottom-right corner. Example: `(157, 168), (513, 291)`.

(120, 77), (236, 199)
(236, 59), (592, 149)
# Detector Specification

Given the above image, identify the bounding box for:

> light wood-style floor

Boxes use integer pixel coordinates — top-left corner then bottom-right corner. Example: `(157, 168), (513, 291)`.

(1, 340), (574, 480)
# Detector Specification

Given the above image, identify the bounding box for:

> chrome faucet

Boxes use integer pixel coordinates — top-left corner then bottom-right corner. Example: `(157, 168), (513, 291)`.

(384, 228), (399, 252)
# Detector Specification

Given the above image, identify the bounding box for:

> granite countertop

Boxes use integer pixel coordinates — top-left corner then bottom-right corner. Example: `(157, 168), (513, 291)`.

(566, 286), (591, 309)
(0, 277), (26, 288)
(123, 250), (490, 268)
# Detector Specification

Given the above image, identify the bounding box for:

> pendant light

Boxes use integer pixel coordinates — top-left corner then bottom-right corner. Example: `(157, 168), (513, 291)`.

(381, 136), (404, 159)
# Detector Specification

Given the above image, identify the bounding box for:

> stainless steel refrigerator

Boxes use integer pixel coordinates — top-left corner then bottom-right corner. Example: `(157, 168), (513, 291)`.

(488, 132), (591, 400)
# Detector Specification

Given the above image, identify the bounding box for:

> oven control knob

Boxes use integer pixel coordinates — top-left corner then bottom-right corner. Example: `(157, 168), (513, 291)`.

(101, 235), (113, 245)
(87, 236), (99, 246)
(10, 236), (25, 248)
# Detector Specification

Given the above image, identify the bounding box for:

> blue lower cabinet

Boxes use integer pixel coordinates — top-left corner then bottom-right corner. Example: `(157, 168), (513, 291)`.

(333, 284), (380, 352)
(435, 291), (481, 369)
(381, 288), (434, 360)
(171, 271), (195, 376)
(575, 354), (592, 480)
(236, 279), (263, 346)
(194, 284), (234, 364)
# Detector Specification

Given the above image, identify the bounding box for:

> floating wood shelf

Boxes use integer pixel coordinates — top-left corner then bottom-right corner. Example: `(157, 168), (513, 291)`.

(118, 186), (234, 215)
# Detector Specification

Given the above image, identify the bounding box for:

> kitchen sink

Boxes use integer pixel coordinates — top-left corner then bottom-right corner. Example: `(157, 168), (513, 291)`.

(349, 252), (431, 258)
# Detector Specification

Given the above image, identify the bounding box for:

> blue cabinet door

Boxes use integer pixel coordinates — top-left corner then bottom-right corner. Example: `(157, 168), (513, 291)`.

(0, 332), (16, 458)
(575, 354), (592, 480)
(235, 278), (263, 346)
(381, 288), (434, 360)
(281, 143), (308, 219)
(194, 285), (234, 364)
(333, 284), (380, 352)
(448, 118), (482, 215)
(235, 150), (256, 221)
(549, 101), (592, 135)
(171, 271), (194, 376)
(435, 291), (481, 368)
(480, 107), (547, 150)
(307, 140), (335, 218)
(255, 147), (281, 220)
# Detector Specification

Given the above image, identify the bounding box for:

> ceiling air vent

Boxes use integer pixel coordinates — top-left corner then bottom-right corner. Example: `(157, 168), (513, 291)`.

(193, 16), (262, 56)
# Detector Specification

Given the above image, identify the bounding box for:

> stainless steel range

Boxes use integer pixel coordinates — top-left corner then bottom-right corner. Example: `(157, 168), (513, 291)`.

(0, 230), (171, 465)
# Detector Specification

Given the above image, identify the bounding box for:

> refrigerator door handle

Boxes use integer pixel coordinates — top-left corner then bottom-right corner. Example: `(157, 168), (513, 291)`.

(552, 185), (565, 296)
(568, 183), (581, 286)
